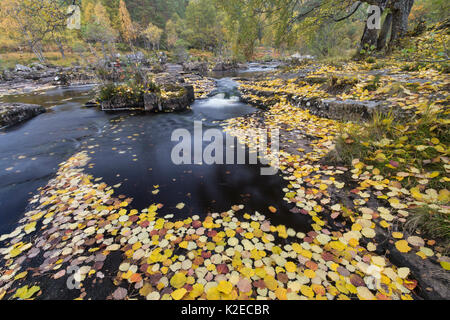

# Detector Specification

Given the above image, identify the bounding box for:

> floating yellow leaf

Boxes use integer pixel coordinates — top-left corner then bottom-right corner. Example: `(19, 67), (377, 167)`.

(176, 203), (185, 210)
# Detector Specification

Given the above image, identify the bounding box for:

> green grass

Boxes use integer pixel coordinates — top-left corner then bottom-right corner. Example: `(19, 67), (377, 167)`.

(0, 51), (82, 69)
(333, 107), (449, 187)
(405, 206), (450, 253)
(331, 106), (450, 249)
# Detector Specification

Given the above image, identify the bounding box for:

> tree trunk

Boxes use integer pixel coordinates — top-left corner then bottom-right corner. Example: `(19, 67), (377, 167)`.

(377, 12), (393, 50)
(88, 43), (99, 60)
(101, 42), (107, 59)
(30, 41), (46, 63)
(388, 0), (414, 50)
(108, 42), (116, 61)
(360, 23), (379, 52)
(56, 38), (66, 59)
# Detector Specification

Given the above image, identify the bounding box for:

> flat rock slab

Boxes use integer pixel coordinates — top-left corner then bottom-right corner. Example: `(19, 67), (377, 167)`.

(0, 103), (46, 129)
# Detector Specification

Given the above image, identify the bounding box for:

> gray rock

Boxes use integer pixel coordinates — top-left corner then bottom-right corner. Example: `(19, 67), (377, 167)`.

(84, 100), (100, 108)
(30, 63), (46, 70)
(212, 61), (237, 71)
(126, 51), (145, 63)
(183, 62), (208, 74)
(166, 64), (184, 74)
(14, 64), (32, 73)
(183, 85), (195, 104)
(0, 103), (46, 128)
(144, 93), (160, 111)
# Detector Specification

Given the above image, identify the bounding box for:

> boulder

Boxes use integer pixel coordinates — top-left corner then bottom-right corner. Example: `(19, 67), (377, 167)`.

(166, 64), (184, 74)
(101, 95), (142, 111)
(144, 93), (160, 111)
(100, 83), (194, 113)
(183, 62), (208, 74)
(212, 61), (237, 72)
(84, 100), (100, 108)
(53, 73), (70, 85)
(14, 64), (32, 73)
(126, 51), (145, 63)
(0, 103), (46, 128)
(30, 63), (46, 70)
(183, 85), (195, 104)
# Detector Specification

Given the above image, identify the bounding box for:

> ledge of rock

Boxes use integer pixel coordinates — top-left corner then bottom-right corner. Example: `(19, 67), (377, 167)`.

(0, 103), (46, 128)
(240, 86), (415, 122)
(212, 61), (238, 72)
(290, 97), (388, 122)
(182, 61), (208, 74)
(100, 85), (195, 112)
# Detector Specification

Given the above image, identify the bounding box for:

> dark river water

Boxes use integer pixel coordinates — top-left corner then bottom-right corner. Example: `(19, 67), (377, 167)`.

(0, 66), (311, 236)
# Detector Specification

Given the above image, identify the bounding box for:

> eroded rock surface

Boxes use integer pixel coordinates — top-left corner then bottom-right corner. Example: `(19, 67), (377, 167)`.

(0, 103), (46, 128)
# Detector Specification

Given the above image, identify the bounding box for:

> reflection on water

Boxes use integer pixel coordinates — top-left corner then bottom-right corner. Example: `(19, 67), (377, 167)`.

(0, 66), (310, 235)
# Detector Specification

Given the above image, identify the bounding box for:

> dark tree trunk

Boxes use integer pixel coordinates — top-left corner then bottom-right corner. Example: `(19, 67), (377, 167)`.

(360, 23), (379, 52)
(377, 12), (393, 50)
(388, 0), (414, 50)
(359, 0), (415, 52)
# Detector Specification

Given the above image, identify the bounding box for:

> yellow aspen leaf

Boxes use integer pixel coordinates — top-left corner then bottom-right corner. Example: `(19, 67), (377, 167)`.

(206, 286), (221, 300)
(139, 283), (152, 297)
(176, 203), (185, 210)
(170, 273), (187, 289)
(171, 288), (187, 300)
(395, 240), (411, 253)
(190, 283), (204, 299)
(300, 285), (314, 298)
(429, 171), (440, 178)
(392, 232), (404, 239)
(356, 287), (375, 300)
(304, 269), (316, 278)
(217, 281), (233, 295)
(264, 275), (278, 291)
(24, 222), (37, 234)
(440, 261), (450, 271)
(380, 220), (390, 228)
(285, 261), (297, 273)
(275, 287), (287, 300)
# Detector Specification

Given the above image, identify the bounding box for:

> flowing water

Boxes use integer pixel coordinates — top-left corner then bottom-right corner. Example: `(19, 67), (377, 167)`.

(0, 67), (310, 236)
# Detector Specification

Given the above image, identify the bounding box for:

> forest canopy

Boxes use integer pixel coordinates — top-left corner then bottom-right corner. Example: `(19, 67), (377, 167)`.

(0, 0), (448, 63)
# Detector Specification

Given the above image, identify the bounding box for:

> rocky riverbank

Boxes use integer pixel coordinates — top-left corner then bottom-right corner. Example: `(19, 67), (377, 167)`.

(236, 66), (431, 122)
(0, 64), (96, 97)
(0, 103), (46, 129)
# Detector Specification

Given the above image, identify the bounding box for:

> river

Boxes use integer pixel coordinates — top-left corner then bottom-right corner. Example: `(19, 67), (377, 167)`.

(0, 65), (310, 238)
